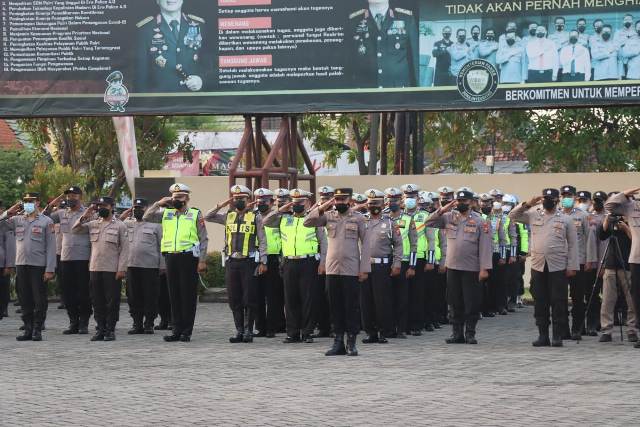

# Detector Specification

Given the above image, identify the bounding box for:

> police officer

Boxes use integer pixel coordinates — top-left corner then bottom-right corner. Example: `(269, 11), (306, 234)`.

(119, 198), (164, 335)
(1, 193), (56, 341)
(615, 14), (636, 54)
(576, 18), (589, 47)
(135, 0), (208, 93)
(560, 185), (589, 340)
(468, 25), (481, 57)
(497, 30), (527, 84)
(73, 197), (128, 342)
(206, 184), (267, 344)
(44, 186), (92, 335)
(385, 187), (417, 338)
(263, 189), (325, 343)
(559, 30), (591, 82)
(549, 17), (569, 52)
(348, 1), (419, 88)
(145, 183), (209, 342)
(253, 188), (285, 338)
(511, 190), (578, 347)
(0, 201), (15, 319)
(591, 25), (622, 81)
(501, 194), (520, 312)
(426, 190), (492, 344)
(352, 193), (368, 214)
(312, 186), (334, 337)
(419, 192), (442, 331)
(432, 26), (454, 86)
(305, 188), (371, 357)
(526, 25), (559, 83)
(498, 21), (521, 50)
(621, 22), (640, 80)
(435, 186), (454, 324)
(585, 191), (608, 336)
(477, 29), (498, 67)
(448, 29), (472, 81)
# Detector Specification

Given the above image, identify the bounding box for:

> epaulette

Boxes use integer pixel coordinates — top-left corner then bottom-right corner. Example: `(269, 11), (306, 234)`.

(188, 14), (205, 24)
(136, 16), (154, 28)
(395, 7), (413, 16)
(350, 9), (366, 19)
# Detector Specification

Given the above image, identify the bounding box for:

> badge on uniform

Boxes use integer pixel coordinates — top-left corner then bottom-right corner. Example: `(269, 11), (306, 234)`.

(184, 23), (202, 49)
(155, 55), (167, 68)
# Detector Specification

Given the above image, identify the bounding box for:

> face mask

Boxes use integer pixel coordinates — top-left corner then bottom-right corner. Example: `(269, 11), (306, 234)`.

(593, 200), (604, 211)
(492, 201), (502, 210)
(481, 206), (492, 215)
(561, 197), (574, 209)
(457, 203), (469, 213)
(577, 203), (589, 212)
(458, 36), (466, 43)
(595, 26), (603, 34)
(172, 199), (185, 210)
(389, 203), (400, 212)
(602, 32), (611, 41)
(443, 33), (451, 39)
(507, 38), (515, 46)
(487, 35), (495, 41)
(472, 33), (479, 40)
(542, 199), (557, 210)
(257, 203), (269, 213)
(577, 25), (586, 33)
(637, 30), (640, 36)
(23, 202), (35, 214)
(536, 32), (545, 38)
(98, 207), (111, 218)
(368, 206), (382, 216)
(66, 199), (78, 208)
(507, 27), (516, 33)
(529, 28), (537, 36)
(405, 198), (417, 210)
(625, 21), (632, 28)
(335, 203), (349, 214)
(133, 208), (144, 220)
(556, 24), (564, 31)
(234, 200), (246, 211)
(292, 204), (305, 214)
(569, 36), (578, 44)
(501, 205), (512, 214)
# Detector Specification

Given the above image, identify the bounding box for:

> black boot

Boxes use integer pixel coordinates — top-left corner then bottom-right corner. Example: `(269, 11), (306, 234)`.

(63, 321), (79, 335)
(104, 330), (116, 341)
(155, 320), (169, 330)
(465, 321), (478, 344)
(362, 333), (378, 344)
(32, 329), (42, 341)
(128, 323), (144, 335)
(91, 328), (105, 342)
(16, 325), (32, 341)
(325, 334), (347, 356)
(78, 319), (89, 335)
(229, 331), (244, 343)
(445, 324), (465, 344)
(551, 325), (563, 347)
(532, 325), (551, 347)
(346, 334), (358, 356)
(243, 308), (254, 343)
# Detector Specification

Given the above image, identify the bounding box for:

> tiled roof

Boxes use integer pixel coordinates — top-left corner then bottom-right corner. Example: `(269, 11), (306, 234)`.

(0, 119), (20, 149)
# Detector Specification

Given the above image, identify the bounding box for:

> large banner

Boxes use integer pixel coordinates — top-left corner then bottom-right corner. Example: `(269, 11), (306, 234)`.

(2, 0), (640, 117)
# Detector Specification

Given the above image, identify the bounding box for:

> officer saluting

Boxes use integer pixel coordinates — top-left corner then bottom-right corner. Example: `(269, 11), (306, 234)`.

(145, 183), (209, 342)
(348, 0), (419, 88)
(206, 185), (267, 344)
(135, 0), (207, 93)
(426, 190), (492, 345)
(73, 197), (128, 342)
(1, 193), (56, 341)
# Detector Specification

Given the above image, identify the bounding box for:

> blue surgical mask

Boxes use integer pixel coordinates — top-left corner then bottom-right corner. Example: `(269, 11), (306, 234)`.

(501, 205), (512, 213)
(561, 197), (574, 209)
(23, 202), (35, 214)
(405, 198), (417, 210)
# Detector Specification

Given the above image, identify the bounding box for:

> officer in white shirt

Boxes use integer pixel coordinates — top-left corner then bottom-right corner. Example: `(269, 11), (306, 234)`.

(526, 25), (559, 82)
(559, 30), (591, 82)
(591, 25), (622, 81)
(621, 21), (640, 80)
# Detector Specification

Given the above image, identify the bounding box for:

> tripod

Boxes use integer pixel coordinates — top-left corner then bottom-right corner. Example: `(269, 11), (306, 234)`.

(586, 229), (629, 342)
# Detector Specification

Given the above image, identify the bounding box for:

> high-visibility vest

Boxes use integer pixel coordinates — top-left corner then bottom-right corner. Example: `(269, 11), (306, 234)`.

(264, 226), (282, 255)
(225, 211), (256, 256)
(161, 207), (200, 253)
(518, 223), (529, 253)
(279, 215), (318, 257)
(413, 211), (428, 259)
(395, 214), (413, 260)
(433, 228), (441, 262)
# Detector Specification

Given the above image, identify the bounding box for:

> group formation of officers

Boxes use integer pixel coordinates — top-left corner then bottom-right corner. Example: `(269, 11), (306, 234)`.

(432, 14), (640, 85)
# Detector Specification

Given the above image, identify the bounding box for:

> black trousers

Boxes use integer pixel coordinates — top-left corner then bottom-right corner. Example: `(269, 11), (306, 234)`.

(361, 263), (393, 337)
(568, 264), (587, 333)
(315, 274), (332, 333)
(435, 269), (448, 322)
(157, 272), (171, 324)
(630, 263), (640, 329)
(165, 253), (199, 336)
(89, 271), (121, 332)
(562, 73), (585, 82)
(409, 259), (426, 330)
(16, 265), (47, 330)
(528, 69), (552, 83)
(584, 268), (601, 329)
(0, 273), (9, 315)
(424, 268), (439, 324)
(61, 260), (91, 326)
(127, 267), (160, 327)
(392, 262), (410, 333)
(530, 264), (568, 332)
(282, 257), (317, 337)
(225, 258), (257, 332)
(326, 274), (360, 336)
(446, 269), (482, 328)
(255, 254), (285, 334)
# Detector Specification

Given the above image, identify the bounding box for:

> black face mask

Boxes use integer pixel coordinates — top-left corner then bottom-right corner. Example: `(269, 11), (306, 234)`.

(234, 200), (246, 211)
(472, 33), (479, 40)
(507, 38), (515, 46)
(536, 32), (545, 38)
(602, 32), (611, 41)
(257, 203), (269, 213)
(556, 24), (564, 31)
(486, 35), (495, 41)
(507, 28), (516, 34)
(457, 203), (469, 213)
(292, 204), (305, 214)
(98, 208), (111, 218)
(542, 199), (557, 210)
(595, 26), (603, 34)
(569, 37), (578, 44)
(481, 206), (492, 215)
(172, 200), (185, 210)
(368, 206), (382, 215)
(637, 30), (640, 37)
(335, 203), (349, 214)
(577, 25), (586, 33)
(389, 203), (400, 212)
(593, 200), (604, 211)
(529, 28), (537, 36)
(443, 33), (451, 39)
(625, 21), (632, 28)
(133, 208), (144, 220)
(457, 36), (466, 43)
(66, 199), (78, 208)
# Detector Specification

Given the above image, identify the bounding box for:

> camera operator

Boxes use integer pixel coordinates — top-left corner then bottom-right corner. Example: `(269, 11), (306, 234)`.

(597, 214), (637, 343)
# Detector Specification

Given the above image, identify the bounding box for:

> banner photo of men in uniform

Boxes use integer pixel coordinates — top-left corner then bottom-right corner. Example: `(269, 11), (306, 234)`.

(1, 0), (640, 116)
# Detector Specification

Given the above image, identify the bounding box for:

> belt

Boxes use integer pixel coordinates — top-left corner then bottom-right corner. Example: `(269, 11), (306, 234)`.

(230, 251), (256, 259)
(371, 257), (390, 264)
(165, 250), (192, 255)
(285, 254), (316, 260)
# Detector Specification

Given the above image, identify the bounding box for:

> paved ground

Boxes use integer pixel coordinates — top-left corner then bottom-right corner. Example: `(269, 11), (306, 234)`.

(0, 303), (638, 426)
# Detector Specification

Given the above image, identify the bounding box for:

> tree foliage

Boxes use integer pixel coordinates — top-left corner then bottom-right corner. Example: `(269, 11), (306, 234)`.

(0, 149), (36, 205)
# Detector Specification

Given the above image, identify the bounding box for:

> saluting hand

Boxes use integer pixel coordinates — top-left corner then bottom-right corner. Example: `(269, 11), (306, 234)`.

(318, 197), (335, 214)
(623, 187), (640, 197)
(526, 196), (543, 207)
(7, 202), (22, 216)
(279, 202), (294, 213)
(440, 200), (457, 213)
(158, 197), (174, 207)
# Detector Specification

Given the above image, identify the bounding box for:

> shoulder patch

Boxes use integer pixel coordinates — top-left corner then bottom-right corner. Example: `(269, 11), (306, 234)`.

(395, 7), (413, 16)
(187, 14), (205, 24)
(136, 16), (154, 28)
(350, 9), (366, 19)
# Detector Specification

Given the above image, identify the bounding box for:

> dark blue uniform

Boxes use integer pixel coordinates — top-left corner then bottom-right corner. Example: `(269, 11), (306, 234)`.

(348, 7), (419, 88)
(432, 38), (454, 86)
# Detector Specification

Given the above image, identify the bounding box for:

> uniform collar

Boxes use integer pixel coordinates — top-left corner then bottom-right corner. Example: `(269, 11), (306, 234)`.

(368, 5), (389, 18)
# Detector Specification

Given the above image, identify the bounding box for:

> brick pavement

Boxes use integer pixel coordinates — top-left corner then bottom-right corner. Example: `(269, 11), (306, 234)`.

(0, 303), (638, 426)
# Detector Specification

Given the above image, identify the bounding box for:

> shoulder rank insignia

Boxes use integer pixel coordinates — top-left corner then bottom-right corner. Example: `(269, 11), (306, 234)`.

(395, 7), (413, 16)
(187, 14), (205, 24)
(350, 9), (366, 19)
(136, 16), (154, 28)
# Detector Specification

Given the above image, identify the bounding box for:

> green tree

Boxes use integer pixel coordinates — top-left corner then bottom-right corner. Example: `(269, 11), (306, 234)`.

(0, 149), (36, 205)
(27, 164), (85, 203)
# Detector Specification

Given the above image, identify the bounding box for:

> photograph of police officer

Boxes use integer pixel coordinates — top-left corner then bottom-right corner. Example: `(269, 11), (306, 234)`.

(135, 0), (209, 93)
(348, 0), (419, 88)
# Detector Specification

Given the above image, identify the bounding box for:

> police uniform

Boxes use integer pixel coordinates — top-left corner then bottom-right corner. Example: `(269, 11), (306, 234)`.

(448, 41), (473, 79)
(0, 193), (56, 341)
(135, 12), (208, 92)
(497, 41), (527, 83)
(434, 187), (454, 324)
(206, 185), (267, 344)
(432, 37), (454, 86)
(426, 191), (493, 344)
(263, 189), (326, 343)
(419, 192), (443, 330)
(585, 191), (607, 335)
(591, 36), (622, 81)
(477, 38), (498, 66)
(45, 186), (92, 334)
(305, 188), (371, 356)
(510, 189), (579, 346)
(501, 194), (520, 312)
(73, 197), (128, 341)
(0, 211), (15, 318)
(145, 183), (209, 342)
(348, 7), (419, 88)
(123, 198), (165, 334)
(621, 36), (640, 79)
(313, 186), (334, 337)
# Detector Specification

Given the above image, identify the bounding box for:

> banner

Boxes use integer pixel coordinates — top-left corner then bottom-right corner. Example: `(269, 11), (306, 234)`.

(113, 116), (140, 193)
(2, 0), (640, 117)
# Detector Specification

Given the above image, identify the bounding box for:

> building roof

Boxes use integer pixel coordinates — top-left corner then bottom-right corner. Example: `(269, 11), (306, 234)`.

(0, 120), (20, 149)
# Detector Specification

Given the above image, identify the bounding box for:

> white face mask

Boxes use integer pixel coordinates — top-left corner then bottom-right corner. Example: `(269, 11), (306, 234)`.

(577, 203), (589, 212)
(492, 201), (502, 210)
(501, 205), (512, 213)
